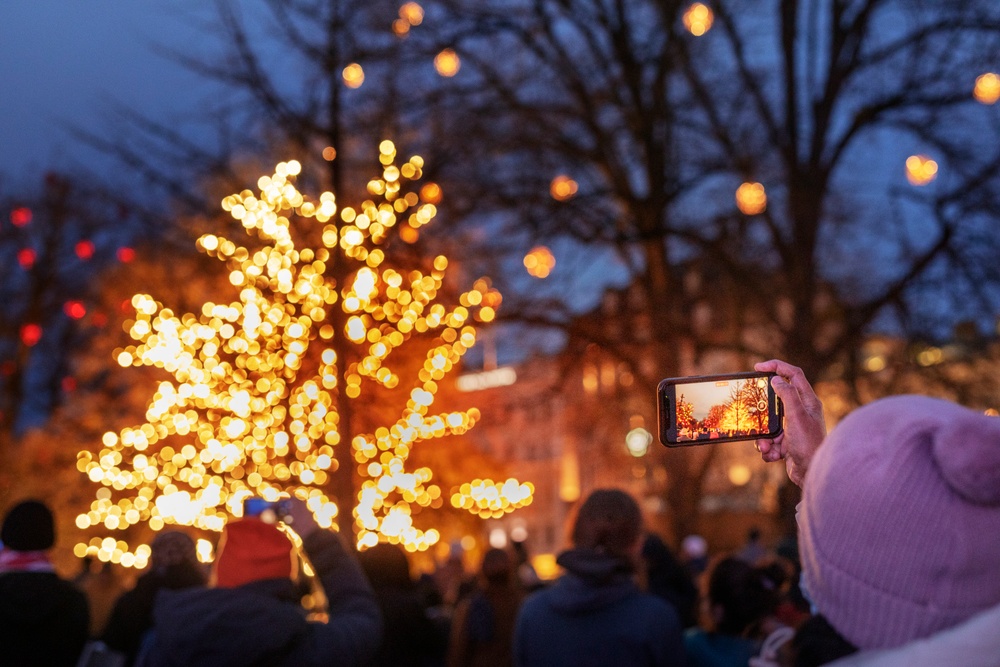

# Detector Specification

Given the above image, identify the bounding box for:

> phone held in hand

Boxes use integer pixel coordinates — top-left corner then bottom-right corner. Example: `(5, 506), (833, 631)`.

(657, 372), (783, 447)
(243, 497), (292, 524)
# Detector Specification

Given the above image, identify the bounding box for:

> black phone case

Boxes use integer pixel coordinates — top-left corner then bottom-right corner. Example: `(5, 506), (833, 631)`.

(657, 371), (783, 447)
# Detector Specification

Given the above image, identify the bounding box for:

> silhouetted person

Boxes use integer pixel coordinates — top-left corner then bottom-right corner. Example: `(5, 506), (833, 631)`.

(514, 488), (685, 667)
(137, 501), (381, 666)
(735, 527), (768, 565)
(101, 530), (207, 665)
(0, 499), (89, 666)
(754, 358), (1000, 665)
(641, 532), (699, 628)
(685, 557), (779, 667)
(359, 541), (448, 667)
(449, 548), (524, 667)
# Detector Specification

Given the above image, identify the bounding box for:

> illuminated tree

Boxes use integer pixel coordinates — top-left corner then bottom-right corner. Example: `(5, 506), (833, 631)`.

(75, 144), (531, 565)
(675, 393), (695, 431)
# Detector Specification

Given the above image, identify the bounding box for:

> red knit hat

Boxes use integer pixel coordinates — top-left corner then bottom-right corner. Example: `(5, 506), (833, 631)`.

(214, 518), (296, 588)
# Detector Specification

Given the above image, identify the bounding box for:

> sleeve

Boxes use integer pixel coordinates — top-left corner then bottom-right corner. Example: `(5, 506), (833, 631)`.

(297, 530), (384, 667)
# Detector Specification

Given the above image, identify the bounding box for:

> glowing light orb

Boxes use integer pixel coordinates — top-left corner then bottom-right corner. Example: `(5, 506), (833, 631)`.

(735, 182), (766, 215)
(549, 175), (578, 201)
(434, 49), (461, 77)
(523, 246), (556, 278)
(974, 72), (1000, 105)
(343, 63), (365, 88)
(905, 155), (937, 186)
(683, 3), (714, 36)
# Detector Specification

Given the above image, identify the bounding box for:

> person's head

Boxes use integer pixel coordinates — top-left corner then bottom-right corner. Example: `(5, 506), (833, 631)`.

(799, 395), (1000, 650)
(213, 518), (297, 588)
(150, 529), (206, 587)
(479, 547), (514, 586)
(704, 557), (778, 636)
(1, 499), (55, 552)
(570, 488), (643, 563)
(359, 542), (413, 589)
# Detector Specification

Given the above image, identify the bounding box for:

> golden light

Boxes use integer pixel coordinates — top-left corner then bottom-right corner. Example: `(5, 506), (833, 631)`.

(420, 182), (442, 204)
(683, 3), (714, 36)
(322, 146), (337, 161)
(974, 72), (1000, 105)
(549, 175), (578, 201)
(400, 2), (424, 25)
(434, 49), (461, 77)
(625, 427), (652, 457)
(728, 464), (752, 486)
(450, 478), (534, 518)
(77, 145), (530, 563)
(342, 63), (365, 88)
(905, 154), (937, 186)
(735, 181), (767, 215)
(523, 246), (556, 278)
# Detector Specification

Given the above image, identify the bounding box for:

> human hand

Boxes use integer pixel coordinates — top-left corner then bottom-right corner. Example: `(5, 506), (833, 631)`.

(285, 497), (321, 541)
(753, 359), (827, 487)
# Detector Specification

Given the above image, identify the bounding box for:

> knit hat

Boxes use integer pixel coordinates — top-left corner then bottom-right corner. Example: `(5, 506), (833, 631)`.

(214, 518), (296, 588)
(1, 500), (55, 551)
(799, 395), (1000, 650)
(150, 530), (198, 573)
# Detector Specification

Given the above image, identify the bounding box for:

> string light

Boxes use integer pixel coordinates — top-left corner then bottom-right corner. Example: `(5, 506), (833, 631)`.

(683, 3), (714, 36)
(77, 145), (530, 563)
(735, 182), (767, 215)
(905, 155), (937, 186)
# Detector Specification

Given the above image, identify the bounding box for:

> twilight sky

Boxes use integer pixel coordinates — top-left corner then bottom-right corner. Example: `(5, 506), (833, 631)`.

(1, 1), (210, 190)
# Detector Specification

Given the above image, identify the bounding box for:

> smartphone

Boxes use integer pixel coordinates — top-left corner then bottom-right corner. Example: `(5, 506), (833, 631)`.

(243, 497), (292, 524)
(657, 372), (782, 446)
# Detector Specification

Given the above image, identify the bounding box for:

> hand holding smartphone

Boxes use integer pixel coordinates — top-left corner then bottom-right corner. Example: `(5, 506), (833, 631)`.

(657, 372), (783, 446)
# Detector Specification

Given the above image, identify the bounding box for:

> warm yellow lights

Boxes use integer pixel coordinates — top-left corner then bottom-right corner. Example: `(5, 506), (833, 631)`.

(974, 72), (1000, 104)
(905, 154), (938, 186)
(434, 49), (461, 77)
(343, 63), (365, 88)
(523, 246), (556, 278)
(728, 464), (752, 486)
(79, 144), (527, 563)
(549, 175), (578, 201)
(399, 2), (424, 26)
(683, 3), (714, 36)
(735, 182), (766, 215)
(450, 478), (534, 519)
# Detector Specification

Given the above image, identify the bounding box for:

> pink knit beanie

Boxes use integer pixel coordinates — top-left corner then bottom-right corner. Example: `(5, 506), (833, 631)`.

(799, 395), (1000, 650)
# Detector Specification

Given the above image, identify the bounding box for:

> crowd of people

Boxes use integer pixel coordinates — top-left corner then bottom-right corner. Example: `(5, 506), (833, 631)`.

(1, 358), (998, 666)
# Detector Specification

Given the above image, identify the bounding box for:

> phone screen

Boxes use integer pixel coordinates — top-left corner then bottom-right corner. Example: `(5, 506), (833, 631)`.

(657, 372), (782, 446)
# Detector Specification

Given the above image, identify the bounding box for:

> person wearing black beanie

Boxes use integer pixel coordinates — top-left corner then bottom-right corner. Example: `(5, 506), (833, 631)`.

(0, 499), (90, 666)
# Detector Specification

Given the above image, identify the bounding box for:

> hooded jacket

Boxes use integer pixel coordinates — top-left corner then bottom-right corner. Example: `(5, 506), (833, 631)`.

(513, 548), (686, 667)
(137, 530), (381, 667)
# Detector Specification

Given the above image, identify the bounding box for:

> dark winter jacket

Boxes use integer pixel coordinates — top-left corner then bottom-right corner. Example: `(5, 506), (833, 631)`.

(101, 561), (206, 665)
(0, 570), (90, 666)
(513, 548), (686, 667)
(137, 530), (382, 667)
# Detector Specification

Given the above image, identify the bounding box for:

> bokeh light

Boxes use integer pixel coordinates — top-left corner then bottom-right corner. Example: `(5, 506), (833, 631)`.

(683, 3), (714, 36)
(77, 146), (530, 563)
(434, 49), (461, 77)
(549, 175), (578, 202)
(523, 246), (556, 278)
(905, 154), (937, 186)
(974, 72), (1000, 104)
(735, 182), (767, 215)
(343, 63), (365, 88)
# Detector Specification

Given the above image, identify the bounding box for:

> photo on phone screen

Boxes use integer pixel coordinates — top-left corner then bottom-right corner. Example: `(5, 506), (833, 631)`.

(657, 372), (782, 446)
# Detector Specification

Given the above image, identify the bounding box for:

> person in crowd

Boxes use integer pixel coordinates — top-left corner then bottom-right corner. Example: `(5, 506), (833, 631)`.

(753, 358), (1000, 666)
(78, 559), (127, 638)
(735, 527), (768, 565)
(0, 499), (90, 666)
(685, 556), (780, 667)
(680, 533), (710, 581)
(640, 532), (699, 629)
(137, 500), (382, 666)
(448, 547), (525, 667)
(101, 530), (207, 665)
(513, 488), (685, 667)
(359, 541), (448, 667)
